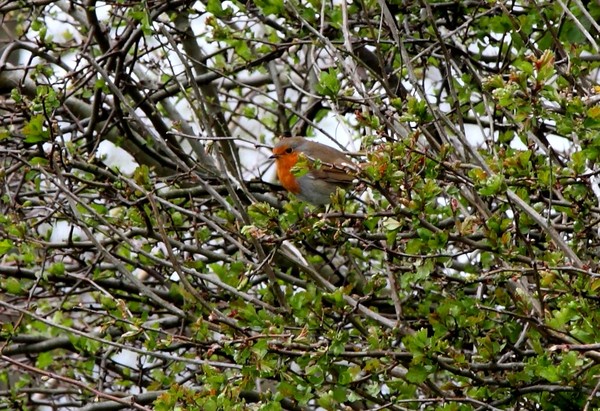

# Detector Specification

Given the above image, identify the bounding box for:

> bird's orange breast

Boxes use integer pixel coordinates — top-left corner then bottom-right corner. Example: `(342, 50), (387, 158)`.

(275, 152), (301, 194)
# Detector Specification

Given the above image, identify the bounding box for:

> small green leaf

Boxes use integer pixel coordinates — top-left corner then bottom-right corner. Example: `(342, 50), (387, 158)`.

(382, 217), (401, 231)
(10, 88), (22, 103)
(406, 365), (433, 383)
(585, 106), (600, 129)
(23, 115), (50, 143)
(291, 154), (311, 178)
(538, 364), (560, 383)
(36, 351), (54, 369)
(254, 0), (284, 16)
(48, 262), (65, 276)
(406, 238), (424, 254)
(206, 0), (230, 17)
(5, 277), (22, 295)
(316, 68), (341, 97)
(416, 259), (434, 279)
(478, 174), (505, 196)
(0, 239), (13, 255)
(513, 59), (533, 76)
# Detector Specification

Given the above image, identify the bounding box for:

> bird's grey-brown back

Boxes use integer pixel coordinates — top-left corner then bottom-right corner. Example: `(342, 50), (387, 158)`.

(295, 139), (356, 184)
(293, 138), (353, 167)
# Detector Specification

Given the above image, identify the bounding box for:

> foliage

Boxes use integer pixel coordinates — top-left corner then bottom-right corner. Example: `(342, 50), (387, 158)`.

(1, 0), (600, 410)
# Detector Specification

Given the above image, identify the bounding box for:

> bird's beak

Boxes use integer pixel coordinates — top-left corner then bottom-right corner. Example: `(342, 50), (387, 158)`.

(269, 153), (278, 159)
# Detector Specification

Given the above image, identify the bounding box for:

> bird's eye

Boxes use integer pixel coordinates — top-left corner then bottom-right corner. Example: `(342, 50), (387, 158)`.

(285, 147), (293, 154)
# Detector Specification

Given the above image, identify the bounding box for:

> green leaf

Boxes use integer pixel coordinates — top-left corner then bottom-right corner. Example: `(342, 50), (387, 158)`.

(513, 59), (534, 76)
(247, 202), (278, 228)
(306, 364), (325, 386)
(206, 0), (232, 17)
(486, 15), (512, 33)
(36, 351), (54, 369)
(259, 401), (283, 411)
(5, 277), (23, 295)
(382, 217), (401, 231)
(234, 39), (253, 61)
(478, 174), (505, 196)
(48, 262), (65, 276)
(538, 363), (560, 383)
(316, 68), (341, 97)
(406, 238), (424, 254)
(406, 364), (433, 383)
(560, 21), (587, 43)
(10, 88), (22, 104)
(584, 106), (600, 129)
(254, 0), (284, 16)
(403, 328), (430, 359)
(23, 115), (50, 143)
(415, 259), (434, 280)
(0, 239), (13, 255)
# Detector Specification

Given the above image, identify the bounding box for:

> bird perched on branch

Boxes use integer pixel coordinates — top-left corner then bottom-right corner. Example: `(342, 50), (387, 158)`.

(270, 137), (357, 205)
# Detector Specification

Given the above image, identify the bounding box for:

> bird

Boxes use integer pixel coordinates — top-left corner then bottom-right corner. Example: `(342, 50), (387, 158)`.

(270, 137), (357, 205)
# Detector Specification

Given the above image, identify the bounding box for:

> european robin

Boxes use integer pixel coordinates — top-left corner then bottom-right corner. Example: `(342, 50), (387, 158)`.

(270, 137), (356, 205)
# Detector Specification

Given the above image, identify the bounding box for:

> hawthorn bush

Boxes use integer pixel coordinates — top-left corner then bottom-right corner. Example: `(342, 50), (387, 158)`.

(1, 1), (600, 410)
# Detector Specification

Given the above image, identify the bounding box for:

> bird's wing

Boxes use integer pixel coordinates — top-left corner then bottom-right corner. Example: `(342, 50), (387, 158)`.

(310, 169), (356, 184)
(299, 143), (358, 184)
(309, 158), (357, 184)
